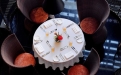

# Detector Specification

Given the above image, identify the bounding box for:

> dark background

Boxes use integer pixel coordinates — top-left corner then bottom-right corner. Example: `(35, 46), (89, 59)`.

(1, 0), (121, 75)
